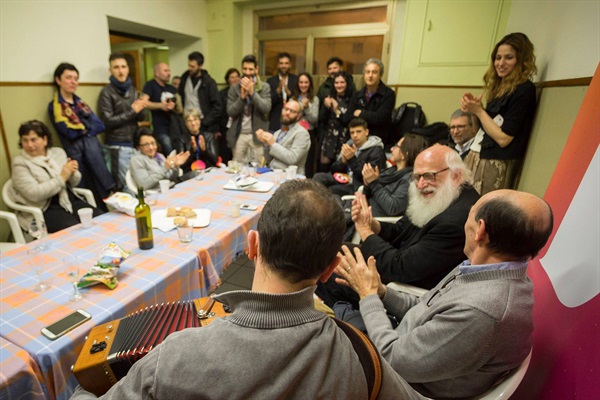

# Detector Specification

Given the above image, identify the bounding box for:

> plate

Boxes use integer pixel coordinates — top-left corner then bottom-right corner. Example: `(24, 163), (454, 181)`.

(223, 181), (275, 193)
(151, 208), (211, 232)
(236, 177), (258, 188)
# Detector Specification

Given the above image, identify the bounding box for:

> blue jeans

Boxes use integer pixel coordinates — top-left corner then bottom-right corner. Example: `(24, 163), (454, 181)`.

(154, 125), (173, 155)
(104, 145), (134, 194)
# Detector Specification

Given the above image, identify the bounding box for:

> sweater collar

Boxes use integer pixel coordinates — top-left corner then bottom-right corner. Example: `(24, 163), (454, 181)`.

(213, 286), (326, 329)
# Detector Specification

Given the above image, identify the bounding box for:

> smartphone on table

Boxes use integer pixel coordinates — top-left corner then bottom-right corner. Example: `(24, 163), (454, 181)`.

(41, 309), (91, 340)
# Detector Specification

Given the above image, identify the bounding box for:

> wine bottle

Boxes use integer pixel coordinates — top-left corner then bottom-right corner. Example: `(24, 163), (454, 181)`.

(135, 187), (154, 250)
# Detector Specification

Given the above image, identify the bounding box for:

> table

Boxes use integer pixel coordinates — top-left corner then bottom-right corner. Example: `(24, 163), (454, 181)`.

(0, 168), (278, 399)
(0, 337), (48, 399)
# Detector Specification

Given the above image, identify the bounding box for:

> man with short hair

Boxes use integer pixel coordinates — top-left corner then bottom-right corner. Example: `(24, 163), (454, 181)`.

(178, 52), (222, 138)
(267, 52), (298, 132)
(313, 118), (386, 196)
(171, 76), (181, 91)
(317, 145), (480, 306)
(449, 109), (479, 159)
(256, 98), (310, 174)
(336, 189), (553, 399)
(71, 180), (424, 400)
(317, 56), (355, 104)
(141, 63), (177, 154)
(226, 54), (271, 164)
(98, 53), (147, 191)
(345, 58), (395, 144)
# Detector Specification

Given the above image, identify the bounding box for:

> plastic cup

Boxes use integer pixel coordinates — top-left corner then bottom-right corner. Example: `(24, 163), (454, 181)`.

(286, 165), (298, 180)
(195, 169), (205, 181)
(230, 200), (241, 217)
(273, 169), (283, 185)
(159, 179), (170, 194)
(177, 225), (193, 243)
(77, 208), (93, 228)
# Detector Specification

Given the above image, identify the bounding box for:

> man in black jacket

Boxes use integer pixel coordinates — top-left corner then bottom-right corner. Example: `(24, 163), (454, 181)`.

(316, 145), (480, 307)
(267, 52), (298, 132)
(178, 52), (222, 137)
(97, 53), (147, 191)
(344, 58), (395, 145)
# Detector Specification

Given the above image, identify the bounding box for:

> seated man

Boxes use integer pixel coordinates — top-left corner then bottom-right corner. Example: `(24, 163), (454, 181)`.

(448, 108), (479, 159)
(313, 118), (386, 197)
(256, 98), (310, 174)
(317, 145), (480, 307)
(335, 189), (553, 399)
(71, 179), (424, 400)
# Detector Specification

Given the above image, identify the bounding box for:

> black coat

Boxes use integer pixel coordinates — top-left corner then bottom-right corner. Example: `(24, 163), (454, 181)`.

(97, 84), (146, 144)
(361, 185), (480, 289)
(344, 82), (395, 144)
(267, 74), (298, 132)
(178, 69), (222, 133)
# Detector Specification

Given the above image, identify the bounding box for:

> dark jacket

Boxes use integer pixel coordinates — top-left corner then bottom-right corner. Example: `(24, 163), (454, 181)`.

(331, 136), (386, 190)
(178, 69), (222, 133)
(344, 82), (395, 144)
(169, 114), (219, 170)
(364, 166), (413, 217)
(267, 74), (298, 132)
(317, 74), (355, 105)
(361, 185), (480, 289)
(97, 84), (146, 144)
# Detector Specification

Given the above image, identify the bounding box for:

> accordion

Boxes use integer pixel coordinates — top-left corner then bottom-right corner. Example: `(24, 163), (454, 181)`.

(73, 297), (228, 396)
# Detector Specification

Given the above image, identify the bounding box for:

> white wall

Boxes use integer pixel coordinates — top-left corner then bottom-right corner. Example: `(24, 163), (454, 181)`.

(506, 0), (599, 81)
(0, 0), (207, 82)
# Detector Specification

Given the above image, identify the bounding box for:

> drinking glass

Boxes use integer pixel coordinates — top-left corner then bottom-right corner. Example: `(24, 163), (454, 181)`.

(63, 256), (83, 302)
(27, 247), (49, 291)
(28, 220), (48, 249)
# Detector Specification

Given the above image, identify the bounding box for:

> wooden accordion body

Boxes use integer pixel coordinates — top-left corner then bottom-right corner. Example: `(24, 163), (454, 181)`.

(73, 297), (227, 396)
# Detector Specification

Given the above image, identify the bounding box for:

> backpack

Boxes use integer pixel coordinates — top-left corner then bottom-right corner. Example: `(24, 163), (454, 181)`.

(391, 102), (426, 143)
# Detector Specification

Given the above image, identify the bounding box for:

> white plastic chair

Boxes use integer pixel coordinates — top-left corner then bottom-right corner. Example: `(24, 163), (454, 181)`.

(2, 179), (96, 228)
(0, 210), (27, 251)
(474, 349), (532, 400)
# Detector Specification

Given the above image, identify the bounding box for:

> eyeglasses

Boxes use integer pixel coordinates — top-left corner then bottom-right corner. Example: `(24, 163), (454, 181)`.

(139, 142), (157, 148)
(449, 124), (468, 131)
(283, 107), (299, 114)
(411, 167), (450, 183)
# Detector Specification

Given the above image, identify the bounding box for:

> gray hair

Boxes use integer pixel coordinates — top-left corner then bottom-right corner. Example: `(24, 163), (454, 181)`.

(364, 58), (384, 76)
(450, 109), (479, 131)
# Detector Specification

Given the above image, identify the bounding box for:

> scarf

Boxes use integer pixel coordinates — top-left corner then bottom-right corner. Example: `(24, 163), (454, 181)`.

(109, 76), (132, 96)
(52, 92), (94, 132)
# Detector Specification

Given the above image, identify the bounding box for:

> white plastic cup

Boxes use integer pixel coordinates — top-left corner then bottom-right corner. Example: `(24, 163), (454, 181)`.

(77, 208), (93, 228)
(159, 179), (170, 194)
(177, 225), (193, 243)
(273, 169), (283, 185)
(286, 165), (298, 180)
(230, 200), (241, 217)
(195, 169), (205, 181)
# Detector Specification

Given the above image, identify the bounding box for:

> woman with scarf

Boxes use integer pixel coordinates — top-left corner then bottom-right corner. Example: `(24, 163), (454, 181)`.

(48, 63), (115, 209)
(130, 128), (190, 190)
(10, 120), (103, 233)
(318, 71), (354, 173)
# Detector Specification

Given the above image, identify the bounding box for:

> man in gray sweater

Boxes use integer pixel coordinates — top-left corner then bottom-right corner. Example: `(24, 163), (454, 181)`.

(335, 189), (553, 399)
(71, 179), (424, 400)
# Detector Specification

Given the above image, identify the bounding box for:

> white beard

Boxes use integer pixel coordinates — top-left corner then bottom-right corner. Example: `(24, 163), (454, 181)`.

(406, 179), (462, 228)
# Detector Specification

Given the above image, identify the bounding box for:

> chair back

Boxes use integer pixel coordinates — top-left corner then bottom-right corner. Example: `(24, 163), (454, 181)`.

(474, 349), (532, 400)
(0, 210), (27, 251)
(125, 170), (138, 193)
(2, 179), (45, 226)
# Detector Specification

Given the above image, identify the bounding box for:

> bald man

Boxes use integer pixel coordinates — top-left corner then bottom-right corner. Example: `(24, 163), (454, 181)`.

(317, 145), (480, 308)
(141, 62), (177, 154)
(336, 189), (553, 399)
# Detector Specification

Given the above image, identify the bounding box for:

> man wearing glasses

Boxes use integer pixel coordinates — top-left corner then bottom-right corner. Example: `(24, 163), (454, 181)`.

(317, 145), (479, 306)
(448, 109), (479, 159)
(256, 99), (310, 174)
(334, 189), (553, 399)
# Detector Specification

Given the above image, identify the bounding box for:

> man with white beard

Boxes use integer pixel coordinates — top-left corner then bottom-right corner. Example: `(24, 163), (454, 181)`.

(316, 145), (479, 307)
